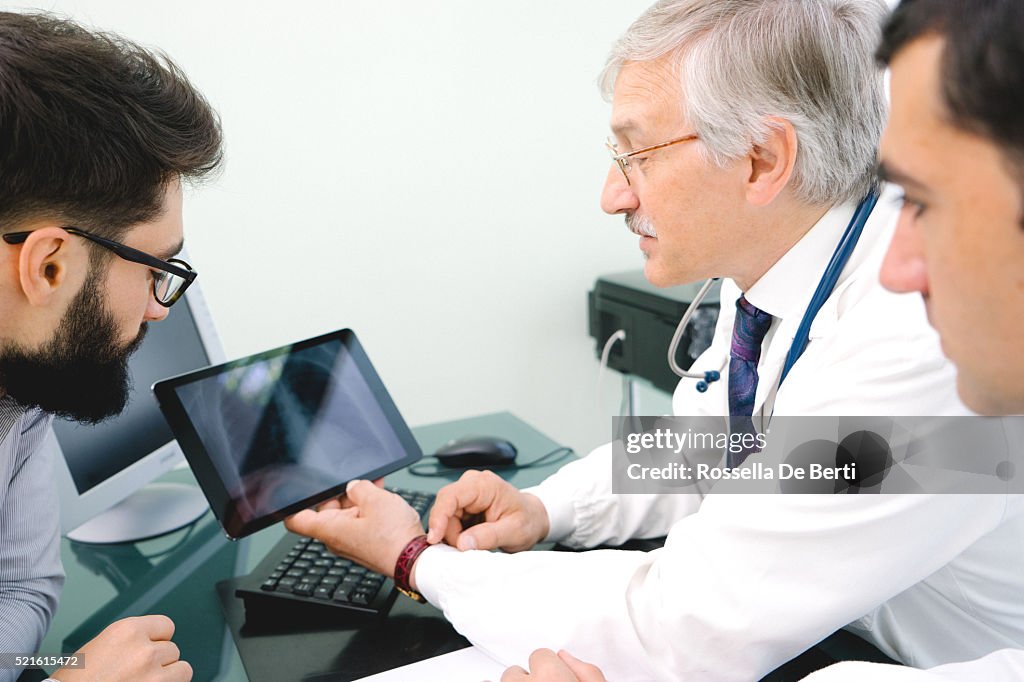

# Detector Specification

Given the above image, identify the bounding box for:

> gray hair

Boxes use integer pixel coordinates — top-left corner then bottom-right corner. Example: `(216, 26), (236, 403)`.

(600, 0), (888, 206)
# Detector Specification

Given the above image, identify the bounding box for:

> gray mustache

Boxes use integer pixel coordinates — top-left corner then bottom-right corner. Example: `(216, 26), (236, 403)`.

(626, 214), (657, 238)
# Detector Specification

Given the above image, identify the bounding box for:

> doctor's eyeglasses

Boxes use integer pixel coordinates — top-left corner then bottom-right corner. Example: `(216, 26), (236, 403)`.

(2, 226), (197, 307)
(606, 133), (699, 185)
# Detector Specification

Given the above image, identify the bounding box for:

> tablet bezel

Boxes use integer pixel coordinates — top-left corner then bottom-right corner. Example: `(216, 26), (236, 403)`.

(153, 328), (423, 539)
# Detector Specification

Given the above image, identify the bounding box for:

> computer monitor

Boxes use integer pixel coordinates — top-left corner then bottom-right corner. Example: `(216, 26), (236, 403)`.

(47, 265), (226, 544)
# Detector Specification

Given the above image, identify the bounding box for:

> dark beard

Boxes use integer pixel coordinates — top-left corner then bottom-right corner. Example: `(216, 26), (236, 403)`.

(0, 269), (148, 424)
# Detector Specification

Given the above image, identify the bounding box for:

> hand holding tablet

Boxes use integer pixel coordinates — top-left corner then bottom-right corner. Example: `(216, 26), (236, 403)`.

(153, 329), (423, 539)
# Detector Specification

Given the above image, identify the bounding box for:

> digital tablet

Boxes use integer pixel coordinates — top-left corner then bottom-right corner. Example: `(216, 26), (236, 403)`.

(153, 328), (422, 539)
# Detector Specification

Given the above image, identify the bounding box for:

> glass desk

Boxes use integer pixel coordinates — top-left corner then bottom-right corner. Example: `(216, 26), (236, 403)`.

(39, 411), (571, 681)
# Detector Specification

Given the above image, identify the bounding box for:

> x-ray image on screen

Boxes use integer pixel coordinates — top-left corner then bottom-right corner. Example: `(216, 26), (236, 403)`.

(173, 339), (408, 525)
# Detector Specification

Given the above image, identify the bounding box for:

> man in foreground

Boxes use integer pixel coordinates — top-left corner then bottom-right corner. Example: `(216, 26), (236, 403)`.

(0, 12), (222, 682)
(805, 0), (1024, 677)
(287, 1), (1024, 680)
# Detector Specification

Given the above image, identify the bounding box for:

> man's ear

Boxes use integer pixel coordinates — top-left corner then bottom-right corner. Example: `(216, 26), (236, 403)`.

(16, 227), (76, 306)
(745, 117), (799, 207)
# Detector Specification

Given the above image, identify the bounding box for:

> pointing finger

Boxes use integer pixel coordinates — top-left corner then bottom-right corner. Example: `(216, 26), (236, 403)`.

(428, 473), (496, 542)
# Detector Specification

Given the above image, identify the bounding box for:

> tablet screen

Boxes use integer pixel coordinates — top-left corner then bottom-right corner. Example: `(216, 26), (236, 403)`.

(154, 329), (422, 538)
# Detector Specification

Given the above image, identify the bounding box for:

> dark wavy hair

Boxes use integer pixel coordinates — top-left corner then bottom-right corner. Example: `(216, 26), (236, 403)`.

(0, 12), (223, 239)
(877, 1), (1024, 173)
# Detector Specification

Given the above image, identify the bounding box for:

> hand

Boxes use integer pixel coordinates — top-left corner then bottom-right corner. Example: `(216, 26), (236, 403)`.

(427, 470), (549, 552)
(311, 477), (384, 512)
(285, 479), (424, 579)
(500, 649), (606, 682)
(50, 615), (191, 682)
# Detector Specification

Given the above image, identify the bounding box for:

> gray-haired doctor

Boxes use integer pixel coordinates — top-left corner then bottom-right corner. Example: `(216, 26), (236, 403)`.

(506, 0), (1024, 680)
(286, 2), (1024, 680)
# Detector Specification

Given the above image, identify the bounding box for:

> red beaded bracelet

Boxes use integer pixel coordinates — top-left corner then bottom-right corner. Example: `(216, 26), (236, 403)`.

(394, 534), (430, 602)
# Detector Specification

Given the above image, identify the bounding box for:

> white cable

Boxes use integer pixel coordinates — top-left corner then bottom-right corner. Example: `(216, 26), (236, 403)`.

(596, 329), (627, 413)
(620, 374), (638, 418)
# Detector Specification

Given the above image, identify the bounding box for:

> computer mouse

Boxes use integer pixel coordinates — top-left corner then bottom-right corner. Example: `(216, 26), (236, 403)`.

(434, 436), (518, 468)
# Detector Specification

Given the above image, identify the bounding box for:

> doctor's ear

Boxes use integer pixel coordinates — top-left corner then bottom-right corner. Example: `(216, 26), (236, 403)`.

(12, 227), (79, 307)
(744, 117), (798, 207)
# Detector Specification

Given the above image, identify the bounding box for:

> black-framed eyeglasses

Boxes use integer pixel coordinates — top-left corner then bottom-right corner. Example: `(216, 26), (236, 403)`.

(2, 226), (197, 307)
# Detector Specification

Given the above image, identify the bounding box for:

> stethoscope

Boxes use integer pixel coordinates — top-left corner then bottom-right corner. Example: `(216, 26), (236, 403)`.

(667, 188), (881, 394)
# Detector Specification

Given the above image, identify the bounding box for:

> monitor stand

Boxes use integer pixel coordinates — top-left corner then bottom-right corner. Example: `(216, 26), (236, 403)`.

(66, 482), (209, 545)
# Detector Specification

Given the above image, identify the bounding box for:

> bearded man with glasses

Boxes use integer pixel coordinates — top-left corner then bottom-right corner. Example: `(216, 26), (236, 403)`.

(0, 11), (221, 682)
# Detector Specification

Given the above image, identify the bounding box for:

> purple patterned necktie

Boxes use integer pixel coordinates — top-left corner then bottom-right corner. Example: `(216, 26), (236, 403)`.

(728, 296), (773, 468)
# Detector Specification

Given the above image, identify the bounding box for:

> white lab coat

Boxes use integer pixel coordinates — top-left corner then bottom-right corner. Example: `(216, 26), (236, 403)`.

(414, 186), (1024, 681)
(805, 648), (1024, 680)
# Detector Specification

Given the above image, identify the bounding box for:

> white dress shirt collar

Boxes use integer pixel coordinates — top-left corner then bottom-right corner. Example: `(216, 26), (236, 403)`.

(742, 200), (860, 323)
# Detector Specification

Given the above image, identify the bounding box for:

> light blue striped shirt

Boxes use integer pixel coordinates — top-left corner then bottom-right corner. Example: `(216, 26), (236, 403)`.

(0, 397), (64, 682)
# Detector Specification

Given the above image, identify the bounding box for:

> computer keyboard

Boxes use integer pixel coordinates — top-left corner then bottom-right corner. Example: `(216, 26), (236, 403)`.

(235, 487), (434, 622)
